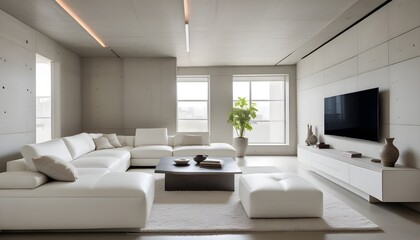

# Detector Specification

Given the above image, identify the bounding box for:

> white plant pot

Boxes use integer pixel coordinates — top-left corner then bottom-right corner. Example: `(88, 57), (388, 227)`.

(233, 137), (248, 157)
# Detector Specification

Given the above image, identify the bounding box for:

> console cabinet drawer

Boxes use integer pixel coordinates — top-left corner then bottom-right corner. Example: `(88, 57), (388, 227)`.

(349, 165), (382, 200)
(311, 154), (350, 183)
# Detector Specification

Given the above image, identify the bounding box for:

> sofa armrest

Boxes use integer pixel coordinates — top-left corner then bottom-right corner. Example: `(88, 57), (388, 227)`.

(7, 158), (29, 172)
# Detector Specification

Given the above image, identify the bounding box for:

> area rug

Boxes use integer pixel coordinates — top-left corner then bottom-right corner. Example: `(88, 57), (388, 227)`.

(130, 167), (380, 233)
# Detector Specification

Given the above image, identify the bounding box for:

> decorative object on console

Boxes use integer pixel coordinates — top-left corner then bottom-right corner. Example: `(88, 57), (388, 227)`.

(380, 138), (399, 167)
(341, 151), (362, 158)
(193, 154), (208, 163)
(305, 124), (318, 146)
(316, 142), (330, 149)
(228, 97), (258, 157)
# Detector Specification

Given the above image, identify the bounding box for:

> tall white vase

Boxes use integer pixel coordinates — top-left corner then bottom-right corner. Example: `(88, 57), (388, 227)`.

(233, 137), (248, 157)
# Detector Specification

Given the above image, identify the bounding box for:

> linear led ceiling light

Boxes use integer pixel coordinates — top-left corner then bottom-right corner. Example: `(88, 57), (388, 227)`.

(183, 0), (190, 52)
(55, 0), (107, 48)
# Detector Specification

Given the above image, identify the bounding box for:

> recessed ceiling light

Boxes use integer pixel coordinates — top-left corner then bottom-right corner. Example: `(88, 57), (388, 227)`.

(55, 0), (107, 48)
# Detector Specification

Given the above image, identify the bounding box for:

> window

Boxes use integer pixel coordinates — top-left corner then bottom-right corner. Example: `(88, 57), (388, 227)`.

(177, 76), (209, 132)
(233, 74), (287, 144)
(36, 54), (52, 143)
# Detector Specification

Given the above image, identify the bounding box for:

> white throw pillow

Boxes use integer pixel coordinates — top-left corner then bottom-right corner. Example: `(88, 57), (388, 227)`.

(135, 128), (168, 146)
(93, 137), (115, 150)
(0, 171), (48, 189)
(182, 135), (203, 145)
(103, 133), (123, 148)
(33, 155), (78, 182)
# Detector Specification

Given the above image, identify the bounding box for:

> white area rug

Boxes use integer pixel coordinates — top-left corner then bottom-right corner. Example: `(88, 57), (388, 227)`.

(130, 167), (380, 233)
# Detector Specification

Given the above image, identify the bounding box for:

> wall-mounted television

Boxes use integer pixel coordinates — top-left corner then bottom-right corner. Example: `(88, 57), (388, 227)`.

(324, 88), (379, 142)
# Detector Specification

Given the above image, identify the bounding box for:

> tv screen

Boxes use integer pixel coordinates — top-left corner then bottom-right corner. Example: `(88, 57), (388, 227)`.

(324, 88), (379, 142)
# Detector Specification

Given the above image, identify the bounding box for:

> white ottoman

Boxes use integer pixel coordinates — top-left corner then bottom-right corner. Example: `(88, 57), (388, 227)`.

(239, 173), (323, 218)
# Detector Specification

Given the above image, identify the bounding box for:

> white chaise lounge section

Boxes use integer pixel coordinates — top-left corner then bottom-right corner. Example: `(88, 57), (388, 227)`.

(239, 173), (323, 218)
(0, 170), (155, 230)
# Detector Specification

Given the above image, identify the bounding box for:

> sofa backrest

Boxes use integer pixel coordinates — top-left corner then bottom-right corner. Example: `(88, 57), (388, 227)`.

(20, 139), (73, 171)
(173, 132), (210, 146)
(62, 133), (95, 159)
(135, 128), (168, 146)
(117, 135), (135, 147)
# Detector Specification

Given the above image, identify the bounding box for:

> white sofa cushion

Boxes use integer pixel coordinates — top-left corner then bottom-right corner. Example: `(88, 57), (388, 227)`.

(173, 143), (236, 157)
(131, 145), (173, 159)
(0, 171), (48, 189)
(182, 135), (203, 145)
(21, 139), (73, 171)
(33, 155), (78, 182)
(135, 128), (168, 146)
(63, 133), (95, 159)
(0, 172), (155, 230)
(72, 149), (131, 172)
(172, 145), (211, 156)
(174, 132), (210, 146)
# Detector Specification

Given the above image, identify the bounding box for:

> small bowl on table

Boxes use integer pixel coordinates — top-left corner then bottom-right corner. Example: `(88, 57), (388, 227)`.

(193, 154), (208, 164)
(173, 158), (190, 166)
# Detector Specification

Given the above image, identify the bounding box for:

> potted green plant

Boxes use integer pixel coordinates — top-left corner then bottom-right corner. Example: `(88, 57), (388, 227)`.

(228, 97), (258, 157)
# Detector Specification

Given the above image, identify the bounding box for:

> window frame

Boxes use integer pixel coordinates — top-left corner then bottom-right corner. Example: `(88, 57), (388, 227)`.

(176, 75), (210, 132)
(233, 74), (288, 145)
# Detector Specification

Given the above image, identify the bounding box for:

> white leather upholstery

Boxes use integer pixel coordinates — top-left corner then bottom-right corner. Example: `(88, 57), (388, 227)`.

(173, 143), (236, 157)
(173, 132), (210, 146)
(239, 173), (323, 218)
(63, 133), (95, 159)
(117, 136), (135, 147)
(21, 139), (73, 171)
(71, 147), (131, 172)
(131, 158), (160, 167)
(135, 128), (168, 146)
(7, 158), (29, 171)
(131, 145), (173, 159)
(0, 171), (48, 189)
(0, 172), (155, 230)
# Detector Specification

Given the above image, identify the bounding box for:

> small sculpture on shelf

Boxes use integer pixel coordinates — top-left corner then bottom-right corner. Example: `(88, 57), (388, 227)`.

(305, 124), (318, 146)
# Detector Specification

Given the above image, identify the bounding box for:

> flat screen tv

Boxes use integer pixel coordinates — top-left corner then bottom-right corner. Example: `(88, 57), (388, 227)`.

(324, 88), (379, 142)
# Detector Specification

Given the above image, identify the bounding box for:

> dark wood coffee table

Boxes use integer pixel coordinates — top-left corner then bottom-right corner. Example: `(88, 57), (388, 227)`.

(155, 157), (242, 191)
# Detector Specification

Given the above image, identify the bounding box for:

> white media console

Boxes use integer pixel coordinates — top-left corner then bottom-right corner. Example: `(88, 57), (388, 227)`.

(298, 145), (420, 202)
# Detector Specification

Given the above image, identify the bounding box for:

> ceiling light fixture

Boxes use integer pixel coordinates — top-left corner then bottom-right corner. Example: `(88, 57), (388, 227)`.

(55, 0), (107, 48)
(183, 0), (190, 53)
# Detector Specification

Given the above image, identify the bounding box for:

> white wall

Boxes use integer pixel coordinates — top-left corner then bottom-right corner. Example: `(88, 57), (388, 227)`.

(178, 65), (297, 155)
(296, 0), (420, 210)
(0, 9), (81, 172)
(82, 58), (177, 135)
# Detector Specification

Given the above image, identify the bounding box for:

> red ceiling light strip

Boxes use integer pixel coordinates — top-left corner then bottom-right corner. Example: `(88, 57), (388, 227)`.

(55, 0), (107, 48)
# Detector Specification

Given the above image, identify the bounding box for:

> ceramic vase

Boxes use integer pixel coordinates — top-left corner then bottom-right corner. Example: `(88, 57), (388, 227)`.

(380, 138), (399, 167)
(305, 125), (318, 146)
(233, 137), (248, 157)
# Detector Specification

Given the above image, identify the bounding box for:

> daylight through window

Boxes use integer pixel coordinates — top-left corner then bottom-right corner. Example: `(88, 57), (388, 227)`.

(233, 74), (287, 144)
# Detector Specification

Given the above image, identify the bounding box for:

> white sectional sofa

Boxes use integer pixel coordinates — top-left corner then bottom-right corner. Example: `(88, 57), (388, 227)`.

(0, 128), (236, 231)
